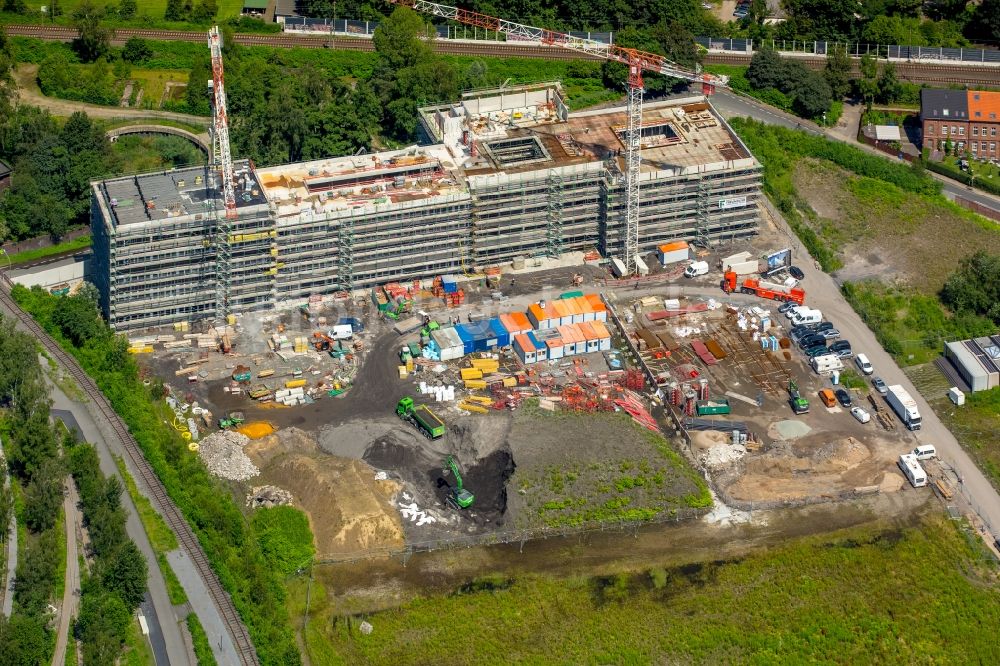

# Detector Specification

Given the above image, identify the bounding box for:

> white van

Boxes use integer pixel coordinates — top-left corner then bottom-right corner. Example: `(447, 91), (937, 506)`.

(684, 261), (709, 278)
(791, 309), (822, 326)
(855, 353), (874, 375)
(913, 444), (936, 460)
(785, 305), (810, 320)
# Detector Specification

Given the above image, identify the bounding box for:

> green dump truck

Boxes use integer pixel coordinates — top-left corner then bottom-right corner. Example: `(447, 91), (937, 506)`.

(695, 398), (731, 416)
(396, 397), (446, 439)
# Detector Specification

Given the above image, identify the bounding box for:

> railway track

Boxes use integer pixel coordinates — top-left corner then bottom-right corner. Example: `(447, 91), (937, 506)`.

(0, 278), (259, 666)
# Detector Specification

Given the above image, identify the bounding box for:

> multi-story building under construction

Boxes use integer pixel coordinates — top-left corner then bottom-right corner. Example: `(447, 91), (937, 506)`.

(92, 83), (762, 331)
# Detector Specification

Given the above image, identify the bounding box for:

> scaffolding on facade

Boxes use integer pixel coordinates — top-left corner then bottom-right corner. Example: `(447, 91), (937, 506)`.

(546, 171), (564, 258)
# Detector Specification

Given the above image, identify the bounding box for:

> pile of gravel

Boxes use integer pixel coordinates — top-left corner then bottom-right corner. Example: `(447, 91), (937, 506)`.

(198, 430), (259, 481)
(246, 485), (293, 509)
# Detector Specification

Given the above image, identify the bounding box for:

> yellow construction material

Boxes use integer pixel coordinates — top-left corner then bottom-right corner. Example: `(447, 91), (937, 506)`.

(284, 379), (307, 388)
(460, 368), (484, 380)
(257, 369), (274, 378)
(187, 441), (199, 451)
(398, 365), (408, 379)
(502, 377), (517, 388)
(228, 230), (277, 243)
(128, 345), (154, 354)
(237, 421), (276, 439)
(464, 379), (488, 390)
(459, 402), (489, 414)
(470, 358), (500, 371)
(464, 395), (494, 406)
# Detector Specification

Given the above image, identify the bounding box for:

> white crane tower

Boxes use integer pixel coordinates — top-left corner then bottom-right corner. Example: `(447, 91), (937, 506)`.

(207, 25), (237, 219)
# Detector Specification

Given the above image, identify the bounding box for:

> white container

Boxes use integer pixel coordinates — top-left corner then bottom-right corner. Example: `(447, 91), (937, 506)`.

(948, 386), (965, 406)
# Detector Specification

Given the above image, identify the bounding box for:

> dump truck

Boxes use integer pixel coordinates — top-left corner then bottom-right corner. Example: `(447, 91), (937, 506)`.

(218, 411), (245, 429)
(886, 384), (922, 431)
(721, 271), (805, 305)
(444, 455), (474, 509)
(396, 397), (446, 439)
(695, 398), (731, 416)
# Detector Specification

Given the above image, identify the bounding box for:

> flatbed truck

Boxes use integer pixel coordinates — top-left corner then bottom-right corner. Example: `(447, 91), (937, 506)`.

(722, 271), (805, 305)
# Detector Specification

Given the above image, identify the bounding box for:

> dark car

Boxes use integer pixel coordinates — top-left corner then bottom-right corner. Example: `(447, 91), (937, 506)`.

(835, 389), (852, 407)
(830, 340), (852, 356)
(872, 376), (888, 395)
(798, 334), (826, 350)
(812, 321), (834, 333)
(790, 326), (815, 342)
(789, 266), (804, 280)
(778, 302), (798, 315)
(805, 344), (830, 358)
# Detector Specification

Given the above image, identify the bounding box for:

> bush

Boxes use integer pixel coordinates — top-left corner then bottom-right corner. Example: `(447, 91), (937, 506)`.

(251, 506), (316, 577)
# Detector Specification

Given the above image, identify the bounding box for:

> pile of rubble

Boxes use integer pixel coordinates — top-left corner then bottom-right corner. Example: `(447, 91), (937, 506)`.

(198, 430), (259, 481)
(246, 485), (294, 509)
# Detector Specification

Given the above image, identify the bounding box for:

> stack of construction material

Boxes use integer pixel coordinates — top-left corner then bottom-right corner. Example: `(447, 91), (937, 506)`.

(293, 336), (308, 353)
(273, 386), (306, 406)
(173, 321), (190, 332)
(431, 275), (465, 306)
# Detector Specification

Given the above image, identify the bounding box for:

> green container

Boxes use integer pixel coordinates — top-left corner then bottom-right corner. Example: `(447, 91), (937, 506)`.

(695, 398), (731, 416)
(560, 290), (584, 300)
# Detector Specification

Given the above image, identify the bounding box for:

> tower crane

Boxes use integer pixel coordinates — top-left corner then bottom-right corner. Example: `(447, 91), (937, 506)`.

(388, 1), (728, 274)
(207, 26), (237, 219)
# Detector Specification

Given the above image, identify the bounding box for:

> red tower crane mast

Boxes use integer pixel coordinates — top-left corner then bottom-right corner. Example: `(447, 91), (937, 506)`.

(388, 0), (728, 274)
(207, 26), (237, 219)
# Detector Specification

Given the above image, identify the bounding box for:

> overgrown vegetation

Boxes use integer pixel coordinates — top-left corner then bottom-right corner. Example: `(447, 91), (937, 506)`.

(295, 514), (1000, 664)
(745, 48), (833, 121)
(187, 613), (218, 666)
(12, 285), (305, 665)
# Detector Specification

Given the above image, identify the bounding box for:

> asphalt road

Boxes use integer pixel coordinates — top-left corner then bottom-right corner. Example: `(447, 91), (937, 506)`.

(47, 402), (188, 666)
(51, 478), (81, 666)
(0, 435), (16, 618)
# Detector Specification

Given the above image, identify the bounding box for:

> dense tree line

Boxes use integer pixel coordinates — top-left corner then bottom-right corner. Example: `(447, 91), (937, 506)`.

(0, 316), (64, 664)
(746, 49), (833, 119)
(13, 286), (302, 665)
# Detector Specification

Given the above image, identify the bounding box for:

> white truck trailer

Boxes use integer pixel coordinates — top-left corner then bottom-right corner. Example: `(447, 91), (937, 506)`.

(886, 384), (922, 431)
(897, 453), (927, 488)
(721, 251), (760, 275)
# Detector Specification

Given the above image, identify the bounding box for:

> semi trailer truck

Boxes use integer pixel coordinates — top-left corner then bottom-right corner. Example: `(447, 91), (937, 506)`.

(886, 384), (922, 431)
(396, 397), (446, 439)
(721, 271), (805, 305)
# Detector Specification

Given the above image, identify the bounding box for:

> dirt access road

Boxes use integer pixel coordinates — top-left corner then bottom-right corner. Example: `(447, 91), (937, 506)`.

(13, 65), (210, 126)
(763, 200), (1000, 541)
(51, 479), (82, 666)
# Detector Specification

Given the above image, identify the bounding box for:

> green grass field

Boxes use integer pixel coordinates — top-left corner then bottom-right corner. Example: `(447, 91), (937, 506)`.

(291, 513), (1000, 664)
(130, 68), (188, 108)
(24, 0), (245, 19)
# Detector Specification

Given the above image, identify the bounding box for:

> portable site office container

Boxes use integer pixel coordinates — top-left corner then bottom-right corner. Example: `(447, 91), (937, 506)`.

(529, 332), (548, 361)
(565, 298), (585, 324)
(579, 322), (601, 353)
(500, 312), (532, 336)
(464, 320), (498, 352)
(513, 334), (537, 365)
(549, 300), (571, 326)
(535, 328), (563, 359)
(431, 327), (465, 361)
(546, 338), (564, 360)
(586, 294), (608, 322)
(569, 324), (588, 354)
(658, 241), (691, 266)
(591, 320), (613, 351)
(527, 302), (556, 330)
(488, 317), (510, 347)
(558, 325), (579, 355)
(574, 296), (595, 322)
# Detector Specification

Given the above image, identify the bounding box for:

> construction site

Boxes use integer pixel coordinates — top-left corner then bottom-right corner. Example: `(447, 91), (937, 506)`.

(91, 84), (761, 332)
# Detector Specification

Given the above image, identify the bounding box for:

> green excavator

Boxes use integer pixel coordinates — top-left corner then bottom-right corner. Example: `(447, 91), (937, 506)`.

(788, 380), (810, 415)
(444, 456), (475, 509)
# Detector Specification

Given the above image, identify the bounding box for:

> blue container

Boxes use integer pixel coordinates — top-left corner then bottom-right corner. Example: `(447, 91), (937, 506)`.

(488, 317), (510, 347)
(454, 324), (475, 355)
(443, 282), (458, 294)
(338, 317), (364, 333)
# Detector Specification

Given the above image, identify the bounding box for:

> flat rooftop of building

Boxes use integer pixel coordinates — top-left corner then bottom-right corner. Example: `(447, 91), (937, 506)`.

(255, 145), (466, 217)
(420, 85), (753, 177)
(97, 161), (265, 228)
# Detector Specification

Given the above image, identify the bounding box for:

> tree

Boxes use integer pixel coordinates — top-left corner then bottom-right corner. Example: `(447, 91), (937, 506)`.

(0, 614), (50, 666)
(746, 48), (786, 91)
(941, 251), (1000, 324)
(74, 590), (131, 665)
(117, 0), (137, 20)
(121, 37), (152, 64)
(99, 541), (148, 609)
(23, 458), (65, 533)
(8, 407), (58, 481)
(191, 0), (218, 22)
(975, 0), (1000, 42)
(164, 0), (187, 21)
(2, 0), (27, 14)
(876, 61), (901, 104)
(858, 53), (879, 111)
(824, 45), (851, 99)
(51, 293), (105, 346)
(72, 1), (113, 63)
(791, 74), (833, 119)
(651, 20), (700, 70)
(13, 530), (60, 617)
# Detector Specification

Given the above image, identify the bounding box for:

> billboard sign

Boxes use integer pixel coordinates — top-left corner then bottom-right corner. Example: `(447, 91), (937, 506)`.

(718, 196), (748, 210)
(764, 248), (792, 271)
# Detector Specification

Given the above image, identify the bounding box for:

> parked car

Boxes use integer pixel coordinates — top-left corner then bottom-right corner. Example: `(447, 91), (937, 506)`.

(812, 321), (835, 333)
(791, 327), (815, 343)
(818, 327), (841, 340)
(789, 265), (804, 280)
(778, 302), (799, 315)
(798, 334), (827, 350)
(872, 376), (888, 394)
(830, 340), (853, 357)
(805, 344), (831, 358)
(855, 353), (875, 375)
(835, 389), (852, 407)
(851, 406), (871, 423)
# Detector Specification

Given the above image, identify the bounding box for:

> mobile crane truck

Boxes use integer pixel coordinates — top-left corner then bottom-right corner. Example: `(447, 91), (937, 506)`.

(722, 271), (805, 305)
(444, 455), (475, 509)
(396, 397), (446, 439)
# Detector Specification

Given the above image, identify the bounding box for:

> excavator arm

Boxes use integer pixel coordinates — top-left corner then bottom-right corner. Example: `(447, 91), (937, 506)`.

(446, 455), (464, 490)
